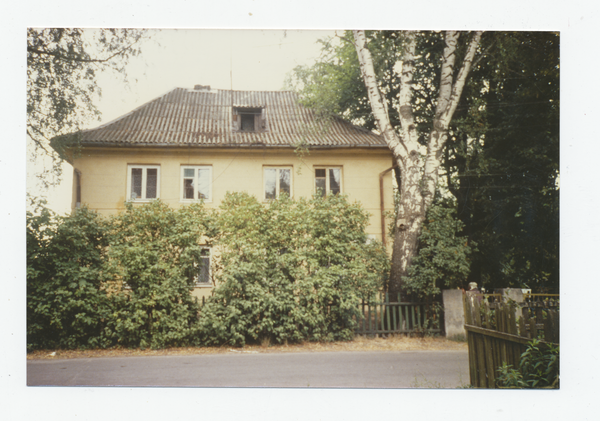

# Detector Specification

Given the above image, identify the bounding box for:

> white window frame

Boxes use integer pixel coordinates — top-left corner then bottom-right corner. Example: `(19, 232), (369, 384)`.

(263, 166), (293, 201)
(314, 166), (342, 196)
(127, 165), (160, 201)
(180, 165), (213, 202)
(196, 247), (212, 287)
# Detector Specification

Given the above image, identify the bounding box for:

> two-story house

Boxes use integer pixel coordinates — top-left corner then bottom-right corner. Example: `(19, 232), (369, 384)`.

(60, 85), (395, 299)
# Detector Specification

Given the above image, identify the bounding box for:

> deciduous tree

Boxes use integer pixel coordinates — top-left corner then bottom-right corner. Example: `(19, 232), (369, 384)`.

(27, 28), (148, 185)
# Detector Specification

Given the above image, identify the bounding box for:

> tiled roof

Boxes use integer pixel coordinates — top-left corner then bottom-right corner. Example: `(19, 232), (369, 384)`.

(79, 87), (387, 148)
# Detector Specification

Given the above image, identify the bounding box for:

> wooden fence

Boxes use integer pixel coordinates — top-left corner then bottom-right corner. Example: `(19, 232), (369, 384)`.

(464, 293), (559, 388)
(355, 293), (441, 336)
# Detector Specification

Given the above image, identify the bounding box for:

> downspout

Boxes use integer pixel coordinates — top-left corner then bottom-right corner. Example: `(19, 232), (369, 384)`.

(379, 165), (396, 249)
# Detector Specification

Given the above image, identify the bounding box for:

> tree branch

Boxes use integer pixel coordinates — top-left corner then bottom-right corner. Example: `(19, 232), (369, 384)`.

(442, 31), (483, 125)
(352, 30), (408, 168)
(27, 36), (142, 65)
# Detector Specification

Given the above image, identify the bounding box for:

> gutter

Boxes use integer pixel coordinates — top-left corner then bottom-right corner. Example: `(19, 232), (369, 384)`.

(379, 165), (396, 249)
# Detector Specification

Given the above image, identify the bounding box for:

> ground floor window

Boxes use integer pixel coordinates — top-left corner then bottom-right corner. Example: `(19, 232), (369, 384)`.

(196, 248), (211, 286)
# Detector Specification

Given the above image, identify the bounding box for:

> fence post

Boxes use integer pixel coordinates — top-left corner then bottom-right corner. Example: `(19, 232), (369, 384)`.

(442, 289), (466, 340)
(499, 288), (524, 322)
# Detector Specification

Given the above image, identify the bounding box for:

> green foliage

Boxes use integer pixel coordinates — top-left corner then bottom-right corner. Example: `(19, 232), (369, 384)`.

(496, 339), (559, 388)
(403, 202), (475, 298)
(27, 198), (112, 350)
(447, 32), (559, 293)
(27, 195), (388, 350)
(105, 201), (210, 349)
(27, 28), (148, 184)
(198, 192), (389, 346)
(286, 31), (412, 131)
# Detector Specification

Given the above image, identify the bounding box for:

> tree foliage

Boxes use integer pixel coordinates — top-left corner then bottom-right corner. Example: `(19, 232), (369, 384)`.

(197, 192), (389, 346)
(27, 28), (148, 183)
(447, 32), (559, 292)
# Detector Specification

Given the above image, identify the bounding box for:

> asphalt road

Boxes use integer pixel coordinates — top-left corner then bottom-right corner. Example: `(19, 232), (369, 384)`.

(28, 350), (469, 388)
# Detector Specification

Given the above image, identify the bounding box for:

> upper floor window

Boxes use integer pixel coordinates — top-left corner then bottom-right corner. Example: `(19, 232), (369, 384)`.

(315, 167), (341, 197)
(127, 165), (160, 201)
(181, 165), (212, 202)
(264, 167), (291, 200)
(233, 107), (265, 132)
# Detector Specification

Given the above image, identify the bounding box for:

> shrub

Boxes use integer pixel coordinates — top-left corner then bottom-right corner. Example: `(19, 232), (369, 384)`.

(403, 202), (475, 298)
(496, 339), (560, 388)
(197, 192), (389, 346)
(27, 200), (112, 350)
(104, 201), (211, 349)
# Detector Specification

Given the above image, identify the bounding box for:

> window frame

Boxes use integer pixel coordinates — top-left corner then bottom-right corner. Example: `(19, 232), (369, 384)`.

(195, 247), (212, 287)
(314, 166), (342, 197)
(263, 166), (293, 201)
(180, 165), (213, 203)
(233, 107), (266, 133)
(126, 164), (161, 202)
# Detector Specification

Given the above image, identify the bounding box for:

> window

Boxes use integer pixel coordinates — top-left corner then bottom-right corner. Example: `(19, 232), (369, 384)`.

(127, 165), (160, 201)
(196, 248), (211, 286)
(233, 107), (265, 132)
(315, 167), (341, 197)
(181, 165), (212, 202)
(264, 167), (292, 200)
(74, 169), (82, 208)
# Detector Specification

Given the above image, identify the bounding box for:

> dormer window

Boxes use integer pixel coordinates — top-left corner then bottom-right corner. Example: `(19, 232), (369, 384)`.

(233, 107), (265, 132)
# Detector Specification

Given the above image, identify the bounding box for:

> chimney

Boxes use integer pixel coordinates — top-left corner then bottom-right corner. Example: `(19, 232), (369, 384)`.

(194, 85), (211, 91)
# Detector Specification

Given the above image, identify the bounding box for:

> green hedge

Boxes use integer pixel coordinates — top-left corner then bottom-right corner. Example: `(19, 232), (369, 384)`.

(27, 193), (388, 350)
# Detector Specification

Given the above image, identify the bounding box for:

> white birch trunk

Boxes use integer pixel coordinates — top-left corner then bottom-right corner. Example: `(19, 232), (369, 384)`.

(353, 30), (482, 299)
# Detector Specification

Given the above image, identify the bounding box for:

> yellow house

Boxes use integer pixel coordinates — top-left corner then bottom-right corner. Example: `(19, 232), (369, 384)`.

(62, 86), (395, 299)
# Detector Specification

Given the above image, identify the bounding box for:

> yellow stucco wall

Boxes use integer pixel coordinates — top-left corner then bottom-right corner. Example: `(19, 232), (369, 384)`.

(71, 146), (395, 300)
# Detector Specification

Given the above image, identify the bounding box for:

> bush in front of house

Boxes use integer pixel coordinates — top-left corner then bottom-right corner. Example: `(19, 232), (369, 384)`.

(26, 199), (214, 350)
(197, 192), (389, 347)
(104, 201), (213, 349)
(27, 199), (113, 350)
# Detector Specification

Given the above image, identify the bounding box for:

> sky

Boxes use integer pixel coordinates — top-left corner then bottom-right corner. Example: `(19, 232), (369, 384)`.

(6, 1), (600, 419)
(27, 29), (337, 213)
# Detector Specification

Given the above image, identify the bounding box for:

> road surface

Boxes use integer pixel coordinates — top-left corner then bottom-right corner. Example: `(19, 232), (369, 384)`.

(28, 350), (469, 388)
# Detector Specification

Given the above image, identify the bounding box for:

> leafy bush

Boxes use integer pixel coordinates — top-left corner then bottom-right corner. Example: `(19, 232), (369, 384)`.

(104, 201), (211, 349)
(197, 192), (389, 346)
(496, 339), (559, 388)
(27, 199), (112, 350)
(403, 202), (475, 298)
(27, 194), (388, 350)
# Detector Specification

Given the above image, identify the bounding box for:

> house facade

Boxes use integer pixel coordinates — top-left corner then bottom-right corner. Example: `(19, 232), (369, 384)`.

(64, 85), (395, 300)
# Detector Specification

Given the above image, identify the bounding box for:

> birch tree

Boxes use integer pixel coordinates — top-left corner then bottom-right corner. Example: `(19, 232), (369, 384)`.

(352, 30), (482, 298)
